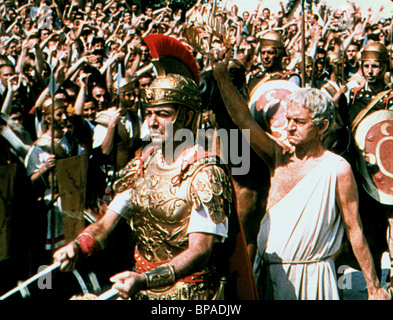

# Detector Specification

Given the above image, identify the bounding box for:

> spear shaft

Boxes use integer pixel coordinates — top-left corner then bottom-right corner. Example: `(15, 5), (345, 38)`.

(301, 0), (306, 88)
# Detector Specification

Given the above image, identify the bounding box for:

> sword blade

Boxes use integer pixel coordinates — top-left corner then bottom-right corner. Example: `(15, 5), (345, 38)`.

(95, 288), (119, 300)
(0, 261), (61, 300)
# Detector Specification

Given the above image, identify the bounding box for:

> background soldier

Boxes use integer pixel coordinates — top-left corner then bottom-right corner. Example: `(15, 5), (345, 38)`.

(338, 42), (393, 287)
(247, 30), (301, 92)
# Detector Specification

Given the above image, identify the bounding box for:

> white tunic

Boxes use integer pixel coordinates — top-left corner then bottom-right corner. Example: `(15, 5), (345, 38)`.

(253, 152), (346, 300)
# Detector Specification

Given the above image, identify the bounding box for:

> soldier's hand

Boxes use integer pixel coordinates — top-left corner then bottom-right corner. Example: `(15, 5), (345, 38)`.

(53, 241), (80, 272)
(110, 271), (146, 299)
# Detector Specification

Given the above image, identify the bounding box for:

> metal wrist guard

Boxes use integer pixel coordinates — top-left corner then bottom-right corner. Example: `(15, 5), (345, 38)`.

(143, 264), (176, 289)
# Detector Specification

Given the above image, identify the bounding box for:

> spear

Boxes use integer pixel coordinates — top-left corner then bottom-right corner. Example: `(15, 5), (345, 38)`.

(301, 0), (306, 87)
(0, 262), (61, 300)
(110, 62), (122, 195)
(48, 64), (57, 254)
(95, 288), (119, 300)
(207, 0), (218, 65)
(389, 29), (393, 82)
(341, 37), (345, 86)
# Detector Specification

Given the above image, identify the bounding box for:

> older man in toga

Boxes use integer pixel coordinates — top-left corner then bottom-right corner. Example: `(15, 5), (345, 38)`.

(212, 57), (390, 300)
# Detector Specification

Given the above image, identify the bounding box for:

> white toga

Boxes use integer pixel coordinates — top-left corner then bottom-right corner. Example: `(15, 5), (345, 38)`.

(253, 152), (346, 300)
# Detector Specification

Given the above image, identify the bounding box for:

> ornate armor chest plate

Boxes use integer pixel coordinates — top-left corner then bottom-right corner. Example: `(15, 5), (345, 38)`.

(127, 155), (193, 262)
(115, 147), (232, 264)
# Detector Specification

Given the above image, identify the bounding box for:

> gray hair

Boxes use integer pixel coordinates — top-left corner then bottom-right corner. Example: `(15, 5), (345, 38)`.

(286, 88), (335, 131)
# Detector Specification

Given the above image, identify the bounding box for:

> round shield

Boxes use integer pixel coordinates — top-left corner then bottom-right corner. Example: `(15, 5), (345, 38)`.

(354, 109), (393, 205)
(248, 80), (299, 145)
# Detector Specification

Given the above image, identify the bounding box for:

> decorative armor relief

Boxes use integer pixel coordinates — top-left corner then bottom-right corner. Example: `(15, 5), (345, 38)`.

(116, 149), (232, 264)
(142, 74), (203, 111)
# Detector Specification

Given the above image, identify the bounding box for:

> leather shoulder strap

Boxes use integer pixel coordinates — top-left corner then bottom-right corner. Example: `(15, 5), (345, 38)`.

(351, 89), (393, 132)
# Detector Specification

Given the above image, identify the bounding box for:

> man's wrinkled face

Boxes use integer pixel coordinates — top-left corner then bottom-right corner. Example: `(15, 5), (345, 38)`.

(286, 103), (323, 147)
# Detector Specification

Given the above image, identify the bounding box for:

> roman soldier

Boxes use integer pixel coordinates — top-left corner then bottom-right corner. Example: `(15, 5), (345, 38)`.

(53, 35), (256, 301)
(247, 31), (301, 94)
(337, 42), (393, 286)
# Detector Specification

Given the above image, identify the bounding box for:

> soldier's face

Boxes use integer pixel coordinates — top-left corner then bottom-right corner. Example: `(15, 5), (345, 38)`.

(362, 60), (385, 84)
(145, 105), (177, 144)
(260, 47), (277, 69)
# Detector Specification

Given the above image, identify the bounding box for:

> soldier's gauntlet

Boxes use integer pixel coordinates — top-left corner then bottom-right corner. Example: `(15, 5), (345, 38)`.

(142, 263), (176, 289)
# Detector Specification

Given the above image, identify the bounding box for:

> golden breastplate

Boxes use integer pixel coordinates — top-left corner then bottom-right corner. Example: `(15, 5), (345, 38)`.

(117, 149), (232, 264)
(128, 155), (192, 262)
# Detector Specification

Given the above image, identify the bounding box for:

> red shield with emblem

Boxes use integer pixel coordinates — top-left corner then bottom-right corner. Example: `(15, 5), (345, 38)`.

(354, 110), (393, 205)
(248, 80), (299, 146)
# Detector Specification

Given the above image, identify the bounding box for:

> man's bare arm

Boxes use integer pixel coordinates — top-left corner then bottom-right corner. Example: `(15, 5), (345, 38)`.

(336, 160), (390, 300)
(212, 59), (283, 170)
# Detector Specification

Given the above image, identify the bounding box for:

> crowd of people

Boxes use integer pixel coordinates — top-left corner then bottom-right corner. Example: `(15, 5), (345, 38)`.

(1, 0), (393, 301)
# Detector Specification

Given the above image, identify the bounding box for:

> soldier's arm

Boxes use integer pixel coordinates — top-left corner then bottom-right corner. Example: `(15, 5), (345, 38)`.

(111, 164), (229, 299)
(110, 232), (218, 299)
(53, 209), (121, 272)
(336, 159), (390, 300)
(212, 59), (284, 170)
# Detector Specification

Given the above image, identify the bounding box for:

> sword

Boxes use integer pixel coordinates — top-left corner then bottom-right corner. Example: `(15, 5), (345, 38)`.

(95, 288), (119, 300)
(0, 261), (61, 300)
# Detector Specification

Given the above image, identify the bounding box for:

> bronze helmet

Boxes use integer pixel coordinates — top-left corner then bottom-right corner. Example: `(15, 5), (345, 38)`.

(259, 31), (285, 49)
(141, 35), (204, 131)
(41, 97), (68, 115)
(360, 42), (388, 62)
(113, 77), (135, 94)
(141, 73), (202, 113)
(259, 30), (287, 59)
